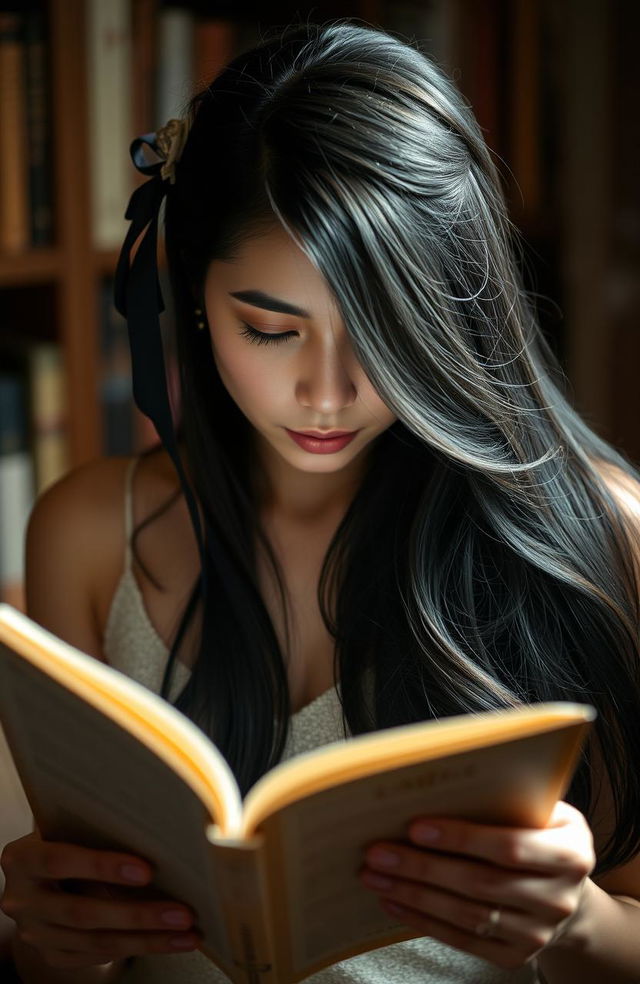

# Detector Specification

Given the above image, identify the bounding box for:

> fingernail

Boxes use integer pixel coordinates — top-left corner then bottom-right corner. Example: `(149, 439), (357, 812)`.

(367, 848), (400, 869)
(412, 824), (441, 844)
(119, 864), (149, 883)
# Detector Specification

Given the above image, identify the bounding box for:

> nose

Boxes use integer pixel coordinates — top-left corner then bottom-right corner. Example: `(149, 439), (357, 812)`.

(295, 333), (358, 414)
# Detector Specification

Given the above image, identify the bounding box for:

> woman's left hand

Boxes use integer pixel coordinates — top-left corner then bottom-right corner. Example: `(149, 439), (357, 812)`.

(359, 799), (596, 970)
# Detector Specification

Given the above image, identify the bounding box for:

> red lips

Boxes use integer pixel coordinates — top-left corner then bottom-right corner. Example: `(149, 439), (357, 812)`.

(292, 430), (355, 439)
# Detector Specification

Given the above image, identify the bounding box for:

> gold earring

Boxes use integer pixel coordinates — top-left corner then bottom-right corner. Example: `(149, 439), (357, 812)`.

(194, 307), (206, 330)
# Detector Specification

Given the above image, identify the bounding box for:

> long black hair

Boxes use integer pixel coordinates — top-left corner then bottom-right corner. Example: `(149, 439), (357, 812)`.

(129, 19), (640, 878)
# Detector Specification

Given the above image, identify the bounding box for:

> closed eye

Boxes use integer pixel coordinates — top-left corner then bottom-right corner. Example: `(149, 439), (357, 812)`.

(238, 322), (297, 346)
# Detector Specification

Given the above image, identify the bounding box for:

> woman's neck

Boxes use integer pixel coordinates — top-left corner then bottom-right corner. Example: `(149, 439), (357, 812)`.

(248, 430), (372, 526)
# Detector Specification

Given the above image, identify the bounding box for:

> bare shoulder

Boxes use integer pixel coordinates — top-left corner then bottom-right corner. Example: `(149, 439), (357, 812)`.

(24, 450), (178, 660)
(24, 455), (135, 659)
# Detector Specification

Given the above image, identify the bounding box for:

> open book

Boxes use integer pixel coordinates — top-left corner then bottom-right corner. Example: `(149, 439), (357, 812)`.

(0, 603), (595, 983)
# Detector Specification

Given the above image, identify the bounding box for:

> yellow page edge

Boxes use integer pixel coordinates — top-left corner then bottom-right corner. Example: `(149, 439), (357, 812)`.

(0, 604), (243, 835)
(242, 702), (595, 837)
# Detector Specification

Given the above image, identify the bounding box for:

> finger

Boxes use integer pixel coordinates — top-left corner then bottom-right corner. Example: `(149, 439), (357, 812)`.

(33, 884), (195, 933)
(376, 898), (539, 972)
(19, 924), (200, 964)
(15, 842), (154, 887)
(545, 799), (583, 827)
(361, 868), (565, 948)
(403, 811), (594, 874)
(361, 848), (579, 918)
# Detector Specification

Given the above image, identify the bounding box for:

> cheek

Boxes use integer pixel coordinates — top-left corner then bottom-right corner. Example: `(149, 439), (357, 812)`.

(210, 336), (249, 393)
(363, 382), (397, 426)
(212, 344), (287, 415)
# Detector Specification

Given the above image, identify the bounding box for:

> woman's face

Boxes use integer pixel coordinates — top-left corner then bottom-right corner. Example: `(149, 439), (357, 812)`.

(203, 224), (397, 497)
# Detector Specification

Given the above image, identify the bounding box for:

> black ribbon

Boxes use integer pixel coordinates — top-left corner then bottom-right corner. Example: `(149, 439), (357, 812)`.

(113, 135), (207, 596)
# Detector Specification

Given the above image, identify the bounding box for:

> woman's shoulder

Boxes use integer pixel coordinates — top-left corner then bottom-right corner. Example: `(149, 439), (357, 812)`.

(24, 454), (138, 660)
(24, 448), (180, 658)
(28, 447), (177, 539)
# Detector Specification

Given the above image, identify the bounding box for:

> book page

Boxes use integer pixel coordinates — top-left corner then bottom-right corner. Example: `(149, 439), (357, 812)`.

(0, 719), (32, 844)
(242, 701), (594, 836)
(0, 604), (242, 836)
(0, 651), (231, 967)
(260, 725), (587, 980)
(0, 720), (33, 944)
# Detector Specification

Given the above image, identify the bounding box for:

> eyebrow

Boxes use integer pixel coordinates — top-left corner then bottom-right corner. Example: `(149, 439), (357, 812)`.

(228, 290), (310, 319)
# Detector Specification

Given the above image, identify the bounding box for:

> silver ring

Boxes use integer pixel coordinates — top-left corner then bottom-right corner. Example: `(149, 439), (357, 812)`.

(475, 906), (502, 937)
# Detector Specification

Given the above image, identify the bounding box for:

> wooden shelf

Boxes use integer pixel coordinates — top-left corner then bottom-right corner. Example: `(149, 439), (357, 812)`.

(0, 248), (62, 287)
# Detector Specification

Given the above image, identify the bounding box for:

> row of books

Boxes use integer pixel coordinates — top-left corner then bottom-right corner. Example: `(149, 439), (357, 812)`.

(0, 7), (53, 253)
(90, 0), (260, 251)
(0, 341), (67, 609)
(2, 0), (521, 255)
(90, 0), (475, 252)
(0, 1), (247, 255)
(0, 0), (481, 257)
(0, 280), (172, 611)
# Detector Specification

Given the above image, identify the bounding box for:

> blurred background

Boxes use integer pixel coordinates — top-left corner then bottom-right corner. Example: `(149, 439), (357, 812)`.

(0, 0), (638, 614)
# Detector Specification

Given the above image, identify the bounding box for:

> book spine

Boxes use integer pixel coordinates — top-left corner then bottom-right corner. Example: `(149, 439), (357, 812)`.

(0, 12), (30, 253)
(131, 0), (157, 136)
(24, 7), (53, 247)
(27, 342), (69, 495)
(208, 839), (278, 984)
(0, 373), (35, 611)
(156, 6), (195, 124)
(193, 17), (236, 91)
(86, 0), (133, 250)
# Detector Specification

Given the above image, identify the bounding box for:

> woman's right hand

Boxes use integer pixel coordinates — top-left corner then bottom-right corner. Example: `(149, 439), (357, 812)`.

(0, 831), (202, 970)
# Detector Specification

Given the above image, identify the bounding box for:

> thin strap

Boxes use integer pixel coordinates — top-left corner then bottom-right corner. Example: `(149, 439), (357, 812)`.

(123, 455), (141, 572)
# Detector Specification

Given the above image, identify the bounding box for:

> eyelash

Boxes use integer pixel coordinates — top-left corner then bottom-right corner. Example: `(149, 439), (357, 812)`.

(238, 322), (297, 346)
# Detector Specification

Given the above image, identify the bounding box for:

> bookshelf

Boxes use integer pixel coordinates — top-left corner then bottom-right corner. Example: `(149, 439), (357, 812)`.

(1, 0), (98, 462)
(0, 0), (634, 612)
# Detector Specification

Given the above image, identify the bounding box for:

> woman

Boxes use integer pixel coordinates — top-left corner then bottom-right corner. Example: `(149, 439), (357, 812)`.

(3, 18), (640, 984)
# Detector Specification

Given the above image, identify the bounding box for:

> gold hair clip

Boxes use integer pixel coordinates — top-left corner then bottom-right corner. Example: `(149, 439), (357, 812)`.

(155, 117), (191, 185)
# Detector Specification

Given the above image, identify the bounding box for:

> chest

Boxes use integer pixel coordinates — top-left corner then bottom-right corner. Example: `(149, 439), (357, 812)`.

(124, 497), (338, 714)
(255, 525), (337, 713)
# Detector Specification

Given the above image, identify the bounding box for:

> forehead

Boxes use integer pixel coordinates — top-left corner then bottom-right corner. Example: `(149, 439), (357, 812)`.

(205, 224), (340, 318)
